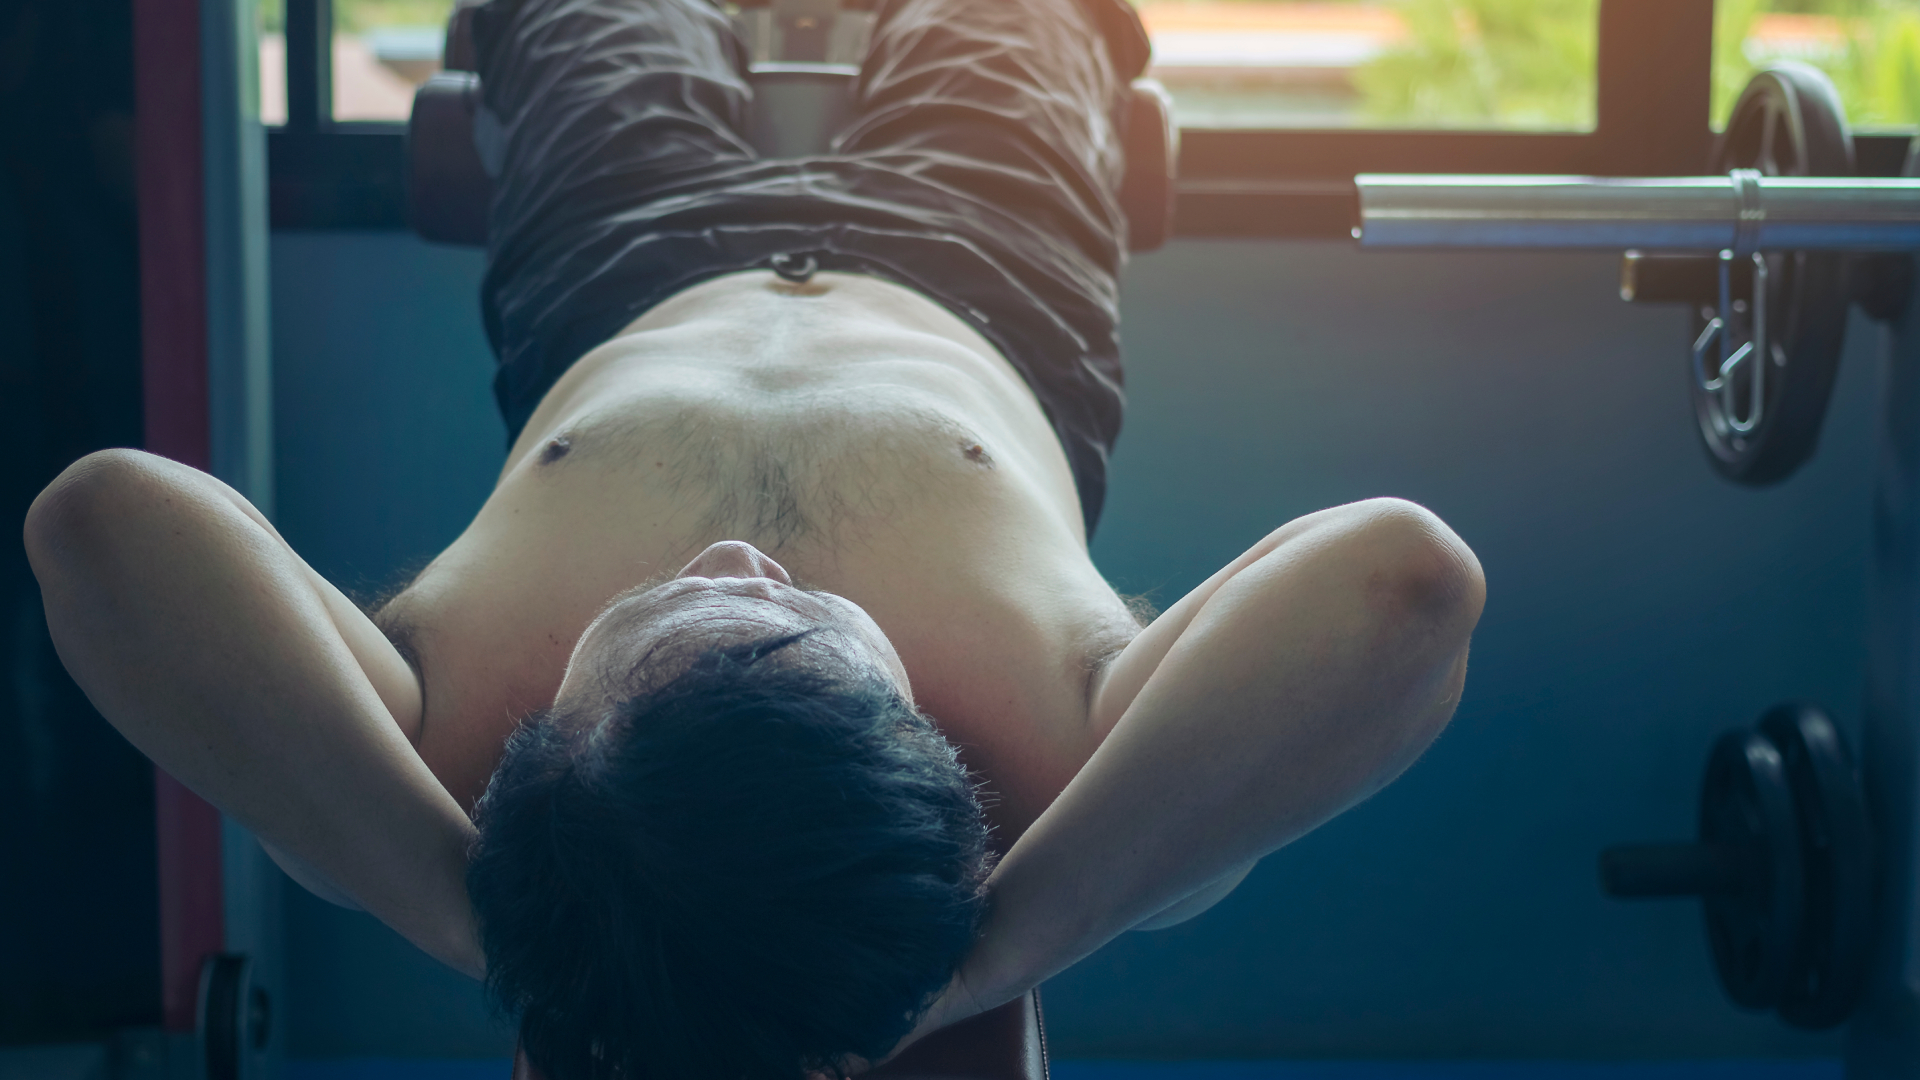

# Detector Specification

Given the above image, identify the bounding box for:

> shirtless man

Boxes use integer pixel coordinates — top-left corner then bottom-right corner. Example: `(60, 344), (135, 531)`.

(23, 0), (1484, 1077)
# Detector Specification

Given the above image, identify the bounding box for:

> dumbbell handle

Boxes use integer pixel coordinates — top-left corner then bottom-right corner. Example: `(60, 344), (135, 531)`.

(1600, 842), (1744, 898)
(1356, 173), (1920, 253)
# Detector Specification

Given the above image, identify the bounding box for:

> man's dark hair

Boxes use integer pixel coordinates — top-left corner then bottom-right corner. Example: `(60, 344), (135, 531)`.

(467, 634), (992, 1080)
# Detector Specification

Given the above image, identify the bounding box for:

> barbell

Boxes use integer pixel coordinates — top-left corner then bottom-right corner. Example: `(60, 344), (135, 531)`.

(1354, 63), (1915, 486)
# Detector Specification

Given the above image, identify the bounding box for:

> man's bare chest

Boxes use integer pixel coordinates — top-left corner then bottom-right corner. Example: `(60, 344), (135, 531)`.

(519, 379), (1018, 551)
(378, 389), (1137, 831)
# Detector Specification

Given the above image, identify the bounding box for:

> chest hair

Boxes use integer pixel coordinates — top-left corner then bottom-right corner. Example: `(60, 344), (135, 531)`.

(545, 395), (998, 553)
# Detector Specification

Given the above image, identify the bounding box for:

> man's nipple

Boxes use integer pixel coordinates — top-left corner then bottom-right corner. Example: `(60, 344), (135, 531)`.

(539, 435), (572, 465)
(961, 441), (994, 467)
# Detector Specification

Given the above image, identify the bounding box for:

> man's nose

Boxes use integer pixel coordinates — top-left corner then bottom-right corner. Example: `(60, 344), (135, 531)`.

(678, 540), (794, 585)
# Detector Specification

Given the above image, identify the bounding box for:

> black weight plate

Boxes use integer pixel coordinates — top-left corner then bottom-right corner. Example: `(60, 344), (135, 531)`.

(198, 953), (254, 1080)
(1699, 728), (1805, 1009)
(1692, 63), (1856, 486)
(1757, 704), (1876, 1029)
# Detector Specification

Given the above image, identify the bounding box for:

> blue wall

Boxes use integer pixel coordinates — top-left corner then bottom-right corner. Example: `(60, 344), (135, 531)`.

(269, 231), (1878, 1061)
(269, 234), (510, 1059)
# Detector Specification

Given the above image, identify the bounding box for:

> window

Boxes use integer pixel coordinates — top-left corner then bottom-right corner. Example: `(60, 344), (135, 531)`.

(261, 0), (454, 124)
(1711, 0), (1920, 131)
(333, 0), (456, 120)
(1138, 0), (1601, 131)
(261, 0), (286, 125)
(264, 1), (1909, 236)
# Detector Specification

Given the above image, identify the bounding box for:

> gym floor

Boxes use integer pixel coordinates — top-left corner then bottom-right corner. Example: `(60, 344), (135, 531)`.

(281, 1061), (1845, 1080)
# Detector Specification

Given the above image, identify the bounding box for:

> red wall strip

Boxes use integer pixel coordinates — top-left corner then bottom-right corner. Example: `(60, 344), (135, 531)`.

(154, 775), (225, 1032)
(133, 0), (225, 1034)
(134, 5), (207, 463)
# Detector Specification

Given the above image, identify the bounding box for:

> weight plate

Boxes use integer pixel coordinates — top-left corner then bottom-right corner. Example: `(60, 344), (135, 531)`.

(199, 953), (248, 1080)
(1699, 728), (1806, 1009)
(1692, 63), (1856, 485)
(1757, 704), (1876, 1029)
(198, 953), (263, 1080)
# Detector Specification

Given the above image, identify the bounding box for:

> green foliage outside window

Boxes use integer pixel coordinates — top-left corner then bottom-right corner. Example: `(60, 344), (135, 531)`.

(1714, 0), (1920, 130)
(1354, 0), (1920, 132)
(332, 0), (457, 33)
(1352, 0), (1597, 129)
(256, 0), (455, 35)
(1346, 0), (1919, 132)
(1134, 0), (1916, 132)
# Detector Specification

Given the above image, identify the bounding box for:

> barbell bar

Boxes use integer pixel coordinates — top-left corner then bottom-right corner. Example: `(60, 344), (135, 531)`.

(1354, 171), (1920, 253)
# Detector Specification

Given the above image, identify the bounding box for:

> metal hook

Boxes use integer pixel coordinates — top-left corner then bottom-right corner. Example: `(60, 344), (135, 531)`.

(1694, 249), (1772, 438)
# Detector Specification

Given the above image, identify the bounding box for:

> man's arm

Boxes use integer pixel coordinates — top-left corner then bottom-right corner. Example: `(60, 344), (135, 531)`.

(912, 497), (1484, 1038)
(23, 449), (483, 977)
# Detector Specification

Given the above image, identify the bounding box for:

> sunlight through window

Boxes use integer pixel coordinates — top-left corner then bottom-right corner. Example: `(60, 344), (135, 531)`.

(1134, 1), (1599, 130)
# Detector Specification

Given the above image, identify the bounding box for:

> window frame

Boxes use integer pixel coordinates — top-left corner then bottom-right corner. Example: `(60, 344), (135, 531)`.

(265, 0), (1913, 236)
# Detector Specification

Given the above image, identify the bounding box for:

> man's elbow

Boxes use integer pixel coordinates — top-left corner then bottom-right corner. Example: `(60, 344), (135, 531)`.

(1330, 499), (1482, 774)
(1349, 497), (1485, 646)
(25, 448), (162, 579)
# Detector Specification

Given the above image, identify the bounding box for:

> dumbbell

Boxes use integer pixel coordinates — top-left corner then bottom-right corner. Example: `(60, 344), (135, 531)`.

(1599, 704), (1874, 1030)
